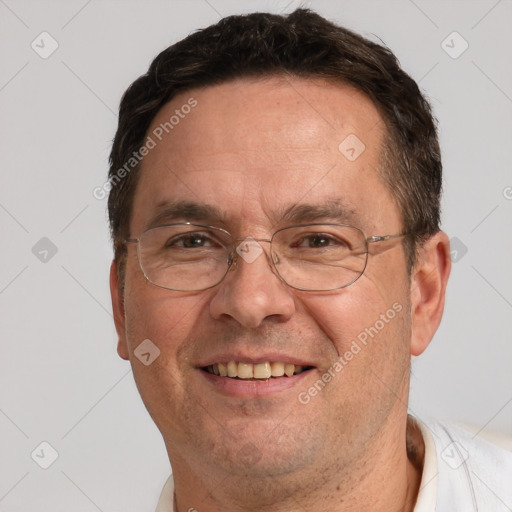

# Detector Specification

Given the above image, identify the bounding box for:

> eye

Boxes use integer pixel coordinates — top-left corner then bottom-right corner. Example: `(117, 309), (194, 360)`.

(303, 234), (332, 248)
(293, 233), (349, 249)
(166, 232), (217, 249)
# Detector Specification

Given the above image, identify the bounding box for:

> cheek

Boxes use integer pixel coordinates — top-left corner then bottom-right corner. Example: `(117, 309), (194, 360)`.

(123, 258), (208, 358)
(302, 291), (411, 423)
(122, 278), (211, 432)
(300, 279), (410, 369)
(124, 295), (203, 354)
(294, 291), (411, 450)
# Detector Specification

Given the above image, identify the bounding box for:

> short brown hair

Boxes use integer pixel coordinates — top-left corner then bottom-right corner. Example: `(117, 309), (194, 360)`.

(108, 8), (441, 275)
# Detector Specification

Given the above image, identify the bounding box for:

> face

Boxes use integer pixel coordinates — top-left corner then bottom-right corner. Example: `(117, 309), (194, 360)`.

(114, 77), (416, 489)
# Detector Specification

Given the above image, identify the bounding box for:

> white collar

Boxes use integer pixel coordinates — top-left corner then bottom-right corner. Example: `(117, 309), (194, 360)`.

(155, 475), (174, 512)
(412, 420), (439, 512)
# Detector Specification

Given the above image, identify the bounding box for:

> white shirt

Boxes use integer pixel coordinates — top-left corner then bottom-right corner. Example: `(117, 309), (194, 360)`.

(155, 419), (512, 511)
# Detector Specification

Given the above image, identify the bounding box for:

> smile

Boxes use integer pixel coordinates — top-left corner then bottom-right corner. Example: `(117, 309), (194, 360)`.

(203, 361), (312, 380)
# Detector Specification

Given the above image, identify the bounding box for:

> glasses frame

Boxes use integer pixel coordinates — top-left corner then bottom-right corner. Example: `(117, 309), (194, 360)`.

(124, 222), (409, 292)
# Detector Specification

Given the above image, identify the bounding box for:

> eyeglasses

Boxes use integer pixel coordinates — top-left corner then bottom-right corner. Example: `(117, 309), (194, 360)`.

(125, 223), (408, 292)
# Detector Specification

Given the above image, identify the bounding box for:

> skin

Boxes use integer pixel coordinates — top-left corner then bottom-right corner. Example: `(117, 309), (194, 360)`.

(110, 77), (451, 512)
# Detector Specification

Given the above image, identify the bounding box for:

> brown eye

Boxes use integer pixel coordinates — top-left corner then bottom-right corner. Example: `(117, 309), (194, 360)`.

(305, 235), (330, 248)
(292, 234), (349, 249)
(166, 233), (215, 249)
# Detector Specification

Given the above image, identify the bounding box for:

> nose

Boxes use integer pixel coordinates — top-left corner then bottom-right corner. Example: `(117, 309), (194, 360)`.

(209, 240), (296, 328)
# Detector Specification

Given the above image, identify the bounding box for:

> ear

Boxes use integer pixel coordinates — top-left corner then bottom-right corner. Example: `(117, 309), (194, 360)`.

(409, 231), (451, 356)
(110, 261), (129, 360)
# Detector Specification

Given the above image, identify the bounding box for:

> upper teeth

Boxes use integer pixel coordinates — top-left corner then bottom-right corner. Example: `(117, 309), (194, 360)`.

(206, 362), (305, 379)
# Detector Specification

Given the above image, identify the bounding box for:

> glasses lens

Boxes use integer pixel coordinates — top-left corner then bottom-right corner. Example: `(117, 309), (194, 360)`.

(272, 225), (368, 290)
(138, 225), (232, 291)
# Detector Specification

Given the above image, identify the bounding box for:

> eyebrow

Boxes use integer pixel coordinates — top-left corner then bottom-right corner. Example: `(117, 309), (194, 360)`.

(279, 200), (358, 226)
(144, 198), (359, 231)
(145, 200), (227, 230)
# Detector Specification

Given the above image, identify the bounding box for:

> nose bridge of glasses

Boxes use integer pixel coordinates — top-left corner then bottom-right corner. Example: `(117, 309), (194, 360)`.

(227, 237), (278, 272)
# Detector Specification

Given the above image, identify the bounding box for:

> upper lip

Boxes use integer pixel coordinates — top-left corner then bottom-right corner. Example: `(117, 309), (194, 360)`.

(197, 351), (316, 368)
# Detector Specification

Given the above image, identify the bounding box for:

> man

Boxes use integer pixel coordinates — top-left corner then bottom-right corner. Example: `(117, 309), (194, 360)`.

(107, 9), (511, 512)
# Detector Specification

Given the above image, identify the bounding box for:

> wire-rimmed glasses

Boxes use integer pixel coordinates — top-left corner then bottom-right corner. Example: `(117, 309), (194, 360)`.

(125, 222), (408, 292)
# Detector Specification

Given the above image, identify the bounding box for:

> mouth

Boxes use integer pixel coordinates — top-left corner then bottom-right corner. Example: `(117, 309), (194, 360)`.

(202, 361), (314, 381)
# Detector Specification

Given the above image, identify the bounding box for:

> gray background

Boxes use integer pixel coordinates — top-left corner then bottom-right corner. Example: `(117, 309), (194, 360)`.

(1, 0), (511, 510)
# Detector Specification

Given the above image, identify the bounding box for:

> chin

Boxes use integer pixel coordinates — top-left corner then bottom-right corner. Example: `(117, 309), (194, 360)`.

(181, 414), (323, 479)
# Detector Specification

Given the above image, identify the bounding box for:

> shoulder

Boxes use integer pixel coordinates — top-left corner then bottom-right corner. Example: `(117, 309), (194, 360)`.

(423, 420), (512, 511)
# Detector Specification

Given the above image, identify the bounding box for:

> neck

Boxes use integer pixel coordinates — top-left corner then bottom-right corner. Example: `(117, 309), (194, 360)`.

(168, 415), (424, 512)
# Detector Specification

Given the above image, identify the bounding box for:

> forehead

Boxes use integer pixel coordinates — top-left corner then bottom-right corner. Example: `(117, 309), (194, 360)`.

(130, 76), (400, 234)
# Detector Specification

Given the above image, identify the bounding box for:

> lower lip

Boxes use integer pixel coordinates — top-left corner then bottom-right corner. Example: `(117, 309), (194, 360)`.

(199, 368), (314, 398)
